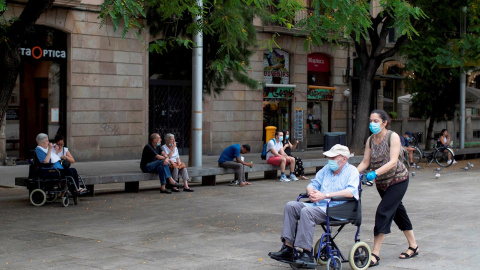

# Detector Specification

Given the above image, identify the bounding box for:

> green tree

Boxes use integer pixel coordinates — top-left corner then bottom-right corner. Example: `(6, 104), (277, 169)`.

(294, 0), (426, 153)
(101, 0), (426, 153)
(401, 0), (480, 149)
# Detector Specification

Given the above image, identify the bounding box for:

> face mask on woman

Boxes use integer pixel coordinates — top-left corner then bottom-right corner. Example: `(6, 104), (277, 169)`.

(328, 159), (340, 171)
(286, 135), (289, 140)
(369, 122), (382, 134)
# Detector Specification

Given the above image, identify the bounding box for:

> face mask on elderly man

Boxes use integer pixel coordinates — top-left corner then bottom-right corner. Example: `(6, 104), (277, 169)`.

(328, 159), (340, 171)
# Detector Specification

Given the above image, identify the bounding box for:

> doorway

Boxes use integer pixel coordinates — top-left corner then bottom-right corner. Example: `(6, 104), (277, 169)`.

(6, 26), (67, 160)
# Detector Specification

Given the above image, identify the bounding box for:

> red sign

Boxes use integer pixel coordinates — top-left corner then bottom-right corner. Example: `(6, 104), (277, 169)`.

(307, 53), (330, 72)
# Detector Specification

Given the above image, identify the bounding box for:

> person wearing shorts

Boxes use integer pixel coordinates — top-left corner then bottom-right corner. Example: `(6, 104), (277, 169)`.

(266, 131), (298, 182)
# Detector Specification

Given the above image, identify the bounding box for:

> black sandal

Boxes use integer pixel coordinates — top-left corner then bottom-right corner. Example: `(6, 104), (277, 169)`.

(370, 253), (380, 267)
(399, 246), (419, 259)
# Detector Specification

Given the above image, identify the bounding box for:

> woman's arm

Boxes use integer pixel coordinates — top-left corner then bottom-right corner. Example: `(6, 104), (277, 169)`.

(375, 132), (401, 176)
(64, 150), (75, 164)
(445, 135), (451, 146)
(290, 140), (298, 150)
(356, 137), (371, 172)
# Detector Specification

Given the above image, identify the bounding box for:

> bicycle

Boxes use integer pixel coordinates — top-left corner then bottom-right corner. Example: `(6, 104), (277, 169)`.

(409, 133), (455, 167)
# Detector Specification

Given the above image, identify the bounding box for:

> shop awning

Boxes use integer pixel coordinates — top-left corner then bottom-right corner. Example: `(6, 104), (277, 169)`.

(264, 84), (296, 100)
(307, 85), (336, 100)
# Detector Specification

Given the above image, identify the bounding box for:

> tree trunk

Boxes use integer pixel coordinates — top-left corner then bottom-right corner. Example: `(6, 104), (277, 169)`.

(349, 62), (377, 155)
(0, 0), (55, 128)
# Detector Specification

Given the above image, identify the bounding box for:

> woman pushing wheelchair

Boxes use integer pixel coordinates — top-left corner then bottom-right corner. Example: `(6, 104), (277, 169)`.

(357, 109), (419, 267)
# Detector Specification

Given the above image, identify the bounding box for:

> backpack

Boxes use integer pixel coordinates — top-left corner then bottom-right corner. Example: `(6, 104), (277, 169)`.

(369, 131), (410, 170)
(261, 139), (275, 160)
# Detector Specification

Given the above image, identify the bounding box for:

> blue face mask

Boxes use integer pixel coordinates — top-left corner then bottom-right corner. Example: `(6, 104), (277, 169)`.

(286, 135), (289, 140)
(279, 136), (284, 142)
(156, 142), (160, 146)
(328, 159), (339, 171)
(406, 137), (410, 141)
(369, 122), (382, 134)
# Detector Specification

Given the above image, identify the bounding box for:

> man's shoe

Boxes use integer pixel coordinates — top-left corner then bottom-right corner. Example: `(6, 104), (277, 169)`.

(290, 175), (299, 181)
(295, 251), (315, 264)
(230, 180), (239, 186)
(268, 246), (295, 263)
(279, 175), (290, 182)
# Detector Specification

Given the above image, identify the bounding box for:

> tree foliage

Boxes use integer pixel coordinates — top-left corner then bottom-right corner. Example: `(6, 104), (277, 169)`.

(292, 0), (426, 152)
(100, 0), (303, 94)
(401, 0), (480, 147)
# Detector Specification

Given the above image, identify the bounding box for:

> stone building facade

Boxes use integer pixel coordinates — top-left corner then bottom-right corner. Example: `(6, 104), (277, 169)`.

(2, 0), (408, 163)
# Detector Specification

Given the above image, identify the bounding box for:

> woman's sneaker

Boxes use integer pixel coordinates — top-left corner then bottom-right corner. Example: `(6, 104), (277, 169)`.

(290, 175), (299, 181)
(279, 175), (290, 182)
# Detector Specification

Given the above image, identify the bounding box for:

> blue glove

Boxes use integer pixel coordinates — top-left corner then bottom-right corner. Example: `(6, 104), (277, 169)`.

(366, 171), (377, 181)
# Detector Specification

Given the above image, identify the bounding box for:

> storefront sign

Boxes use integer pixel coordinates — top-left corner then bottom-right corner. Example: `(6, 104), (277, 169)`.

(307, 87), (334, 100)
(19, 47), (66, 59)
(307, 53), (330, 72)
(264, 86), (294, 100)
(264, 49), (290, 84)
(6, 108), (19, 120)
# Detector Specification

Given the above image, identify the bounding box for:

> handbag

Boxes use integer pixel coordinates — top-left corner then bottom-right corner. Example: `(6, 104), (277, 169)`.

(61, 159), (71, 169)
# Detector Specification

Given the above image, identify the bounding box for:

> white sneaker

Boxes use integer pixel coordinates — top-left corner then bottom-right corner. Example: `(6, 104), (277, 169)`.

(290, 175), (299, 181)
(452, 160), (457, 164)
(279, 175), (290, 182)
(447, 160), (452, 165)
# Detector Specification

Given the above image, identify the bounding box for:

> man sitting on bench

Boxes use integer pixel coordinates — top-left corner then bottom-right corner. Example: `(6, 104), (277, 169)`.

(218, 144), (253, 187)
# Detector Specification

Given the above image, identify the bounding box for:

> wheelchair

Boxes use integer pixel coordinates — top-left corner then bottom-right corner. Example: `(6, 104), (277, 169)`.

(25, 151), (87, 207)
(282, 175), (371, 270)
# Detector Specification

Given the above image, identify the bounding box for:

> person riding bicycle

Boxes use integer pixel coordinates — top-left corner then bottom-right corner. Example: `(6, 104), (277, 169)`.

(401, 131), (416, 167)
(437, 129), (456, 165)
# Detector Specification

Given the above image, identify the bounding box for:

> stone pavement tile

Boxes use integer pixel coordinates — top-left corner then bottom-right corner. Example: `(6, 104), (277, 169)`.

(1, 165), (480, 269)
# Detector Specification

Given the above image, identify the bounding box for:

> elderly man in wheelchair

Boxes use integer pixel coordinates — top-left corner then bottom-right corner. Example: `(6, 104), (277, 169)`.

(268, 144), (371, 270)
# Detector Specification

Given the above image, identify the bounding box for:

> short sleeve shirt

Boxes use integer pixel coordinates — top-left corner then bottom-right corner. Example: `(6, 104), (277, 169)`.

(218, 144), (241, 164)
(36, 146), (63, 169)
(161, 145), (180, 162)
(266, 139), (282, 159)
(306, 163), (359, 212)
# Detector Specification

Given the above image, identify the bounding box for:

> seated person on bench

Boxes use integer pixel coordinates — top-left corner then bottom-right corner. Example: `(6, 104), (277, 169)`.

(140, 133), (182, 194)
(218, 144), (253, 187)
(268, 144), (359, 265)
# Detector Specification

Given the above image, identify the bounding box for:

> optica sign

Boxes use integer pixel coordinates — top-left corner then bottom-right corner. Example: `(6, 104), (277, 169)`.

(19, 47), (66, 59)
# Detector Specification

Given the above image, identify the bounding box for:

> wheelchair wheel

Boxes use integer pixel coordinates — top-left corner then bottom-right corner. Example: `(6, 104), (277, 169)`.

(62, 196), (69, 207)
(326, 256), (342, 270)
(30, 189), (47, 206)
(314, 236), (328, 265)
(348, 241), (371, 270)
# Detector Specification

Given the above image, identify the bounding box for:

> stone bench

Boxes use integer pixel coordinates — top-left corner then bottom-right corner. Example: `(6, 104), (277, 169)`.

(15, 156), (363, 195)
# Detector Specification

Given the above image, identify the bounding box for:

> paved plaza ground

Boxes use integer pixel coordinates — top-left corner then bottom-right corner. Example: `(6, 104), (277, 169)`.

(1, 158), (479, 269)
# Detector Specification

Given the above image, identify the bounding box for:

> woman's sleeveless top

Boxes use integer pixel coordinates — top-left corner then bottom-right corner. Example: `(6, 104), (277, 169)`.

(370, 130), (408, 190)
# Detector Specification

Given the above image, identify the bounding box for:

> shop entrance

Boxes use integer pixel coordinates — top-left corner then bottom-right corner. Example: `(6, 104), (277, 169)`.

(307, 100), (331, 147)
(5, 26), (67, 160)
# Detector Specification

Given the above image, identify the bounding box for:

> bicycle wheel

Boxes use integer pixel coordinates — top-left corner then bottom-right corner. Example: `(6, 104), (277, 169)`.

(434, 147), (455, 167)
(412, 148), (422, 164)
